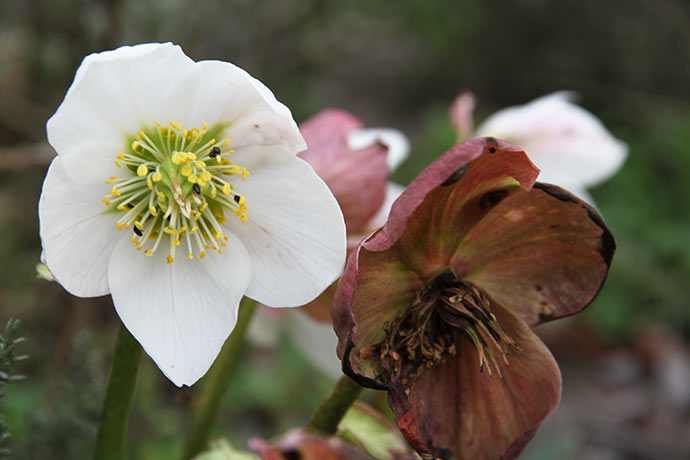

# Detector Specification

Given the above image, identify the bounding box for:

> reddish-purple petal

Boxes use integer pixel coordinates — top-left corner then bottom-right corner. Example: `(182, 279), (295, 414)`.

(367, 139), (539, 279)
(454, 183), (615, 326)
(390, 305), (562, 460)
(299, 110), (388, 232)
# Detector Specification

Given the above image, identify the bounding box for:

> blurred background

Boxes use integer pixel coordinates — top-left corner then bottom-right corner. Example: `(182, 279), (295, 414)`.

(1, 0), (690, 459)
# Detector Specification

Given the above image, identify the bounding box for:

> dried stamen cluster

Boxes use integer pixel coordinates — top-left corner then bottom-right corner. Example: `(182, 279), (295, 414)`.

(360, 272), (519, 387)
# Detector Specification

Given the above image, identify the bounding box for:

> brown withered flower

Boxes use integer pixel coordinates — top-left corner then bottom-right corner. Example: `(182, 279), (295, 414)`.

(332, 137), (615, 460)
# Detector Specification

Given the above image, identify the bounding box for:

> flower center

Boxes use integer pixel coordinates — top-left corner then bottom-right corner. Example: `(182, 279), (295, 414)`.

(101, 121), (249, 263)
(360, 271), (518, 386)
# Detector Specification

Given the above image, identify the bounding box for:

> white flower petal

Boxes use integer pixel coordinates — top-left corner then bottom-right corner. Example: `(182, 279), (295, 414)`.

(227, 156), (346, 308)
(475, 91), (628, 189)
(347, 128), (410, 171)
(107, 232), (252, 387)
(47, 43), (198, 183)
(285, 310), (342, 379)
(185, 60), (305, 160)
(38, 158), (123, 297)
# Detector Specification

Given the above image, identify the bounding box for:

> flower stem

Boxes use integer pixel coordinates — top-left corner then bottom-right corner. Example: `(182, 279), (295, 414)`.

(180, 298), (257, 460)
(94, 322), (142, 460)
(305, 375), (363, 435)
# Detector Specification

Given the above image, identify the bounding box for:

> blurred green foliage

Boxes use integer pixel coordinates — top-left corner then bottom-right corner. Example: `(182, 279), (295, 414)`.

(1, 0), (689, 458)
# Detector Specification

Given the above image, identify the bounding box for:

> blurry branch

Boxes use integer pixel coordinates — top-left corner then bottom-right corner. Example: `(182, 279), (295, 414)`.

(0, 319), (27, 458)
(0, 142), (54, 171)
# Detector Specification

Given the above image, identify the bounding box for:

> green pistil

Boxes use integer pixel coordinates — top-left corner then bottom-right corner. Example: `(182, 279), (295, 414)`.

(102, 121), (249, 263)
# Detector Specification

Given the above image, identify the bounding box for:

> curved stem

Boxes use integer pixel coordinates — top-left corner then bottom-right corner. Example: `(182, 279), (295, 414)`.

(94, 322), (142, 460)
(180, 298), (257, 460)
(305, 375), (363, 435)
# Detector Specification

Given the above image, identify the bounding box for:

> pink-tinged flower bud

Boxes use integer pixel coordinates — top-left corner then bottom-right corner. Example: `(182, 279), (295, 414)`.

(298, 109), (408, 234)
(332, 137), (615, 460)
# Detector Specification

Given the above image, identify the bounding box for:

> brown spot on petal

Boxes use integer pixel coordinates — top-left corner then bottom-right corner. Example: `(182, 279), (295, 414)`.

(440, 164), (468, 186)
(479, 189), (509, 209)
(283, 449), (301, 460)
(484, 136), (498, 153)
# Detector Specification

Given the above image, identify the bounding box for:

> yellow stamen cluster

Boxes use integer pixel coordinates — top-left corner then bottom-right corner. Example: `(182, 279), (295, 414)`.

(102, 121), (249, 263)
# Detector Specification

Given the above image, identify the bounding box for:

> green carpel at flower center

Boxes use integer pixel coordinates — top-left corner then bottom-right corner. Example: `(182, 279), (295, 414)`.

(102, 121), (249, 263)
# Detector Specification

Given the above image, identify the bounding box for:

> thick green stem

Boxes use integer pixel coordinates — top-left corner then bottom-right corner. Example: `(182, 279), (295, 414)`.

(180, 298), (257, 460)
(305, 375), (363, 435)
(94, 322), (142, 460)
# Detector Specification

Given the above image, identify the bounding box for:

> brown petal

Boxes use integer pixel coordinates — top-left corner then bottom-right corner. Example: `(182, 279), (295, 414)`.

(369, 139), (539, 279)
(332, 242), (423, 388)
(391, 305), (561, 460)
(453, 183), (615, 326)
(299, 110), (388, 233)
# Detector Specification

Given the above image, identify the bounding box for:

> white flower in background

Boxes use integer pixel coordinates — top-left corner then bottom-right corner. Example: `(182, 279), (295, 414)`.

(248, 109), (408, 379)
(39, 43), (346, 386)
(452, 91), (628, 204)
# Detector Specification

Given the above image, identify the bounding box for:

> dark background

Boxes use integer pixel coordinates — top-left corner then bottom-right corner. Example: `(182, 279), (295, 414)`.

(1, 1), (690, 458)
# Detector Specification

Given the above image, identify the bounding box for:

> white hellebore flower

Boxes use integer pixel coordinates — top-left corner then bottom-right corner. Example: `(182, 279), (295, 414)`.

(456, 91), (628, 205)
(39, 43), (346, 386)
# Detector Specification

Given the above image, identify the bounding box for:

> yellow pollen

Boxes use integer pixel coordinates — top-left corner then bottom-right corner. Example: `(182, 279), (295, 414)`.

(146, 178), (153, 190)
(172, 152), (186, 164)
(137, 164), (148, 177)
(149, 205), (158, 216)
(190, 226), (199, 234)
(114, 161), (121, 167)
(228, 149), (235, 154)
(132, 141), (141, 152)
(200, 170), (212, 182)
(180, 165), (193, 177)
(211, 186), (217, 198)
(187, 253), (193, 260)
(131, 237), (138, 243)
(200, 251), (206, 259)
(157, 192), (166, 202)
(188, 174), (198, 184)
(171, 239), (181, 246)
(200, 202), (209, 212)
(111, 185), (120, 197)
(163, 227), (178, 235)
(156, 121), (161, 127)
(145, 250), (153, 256)
(167, 254), (174, 264)
(116, 223), (124, 230)
(224, 138), (230, 146)
(186, 152), (197, 162)
(195, 160), (206, 169)
(152, 171), (163, 182)
(102, 197), (111, 205)
(215, 230), (223, 240)
(222, 183), (232, 195)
